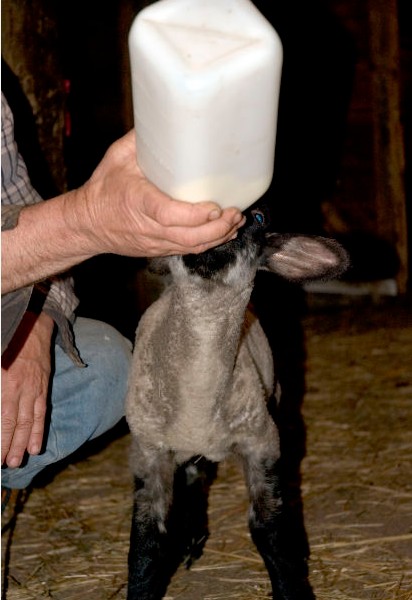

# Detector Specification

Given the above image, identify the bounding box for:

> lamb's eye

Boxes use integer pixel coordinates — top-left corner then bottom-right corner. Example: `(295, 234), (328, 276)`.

(253, 211), (265, 225)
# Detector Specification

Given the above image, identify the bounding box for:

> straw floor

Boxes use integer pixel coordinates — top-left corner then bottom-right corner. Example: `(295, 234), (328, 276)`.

(2, 295), (412, 600)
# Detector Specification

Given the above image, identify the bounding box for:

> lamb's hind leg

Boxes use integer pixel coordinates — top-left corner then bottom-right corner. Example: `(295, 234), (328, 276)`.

(127, 446), (175, 600)
(240, 444), (315, 600)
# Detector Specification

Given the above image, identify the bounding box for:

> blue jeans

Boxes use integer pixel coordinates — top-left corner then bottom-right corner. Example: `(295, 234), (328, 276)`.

(1, 317), (132, 489)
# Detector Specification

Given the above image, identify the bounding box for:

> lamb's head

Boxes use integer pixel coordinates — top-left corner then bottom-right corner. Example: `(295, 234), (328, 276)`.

(150, 204), (349, 286)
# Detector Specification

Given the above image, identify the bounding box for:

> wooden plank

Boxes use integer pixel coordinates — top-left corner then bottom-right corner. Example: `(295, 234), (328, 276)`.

(367, 0), (409, 292)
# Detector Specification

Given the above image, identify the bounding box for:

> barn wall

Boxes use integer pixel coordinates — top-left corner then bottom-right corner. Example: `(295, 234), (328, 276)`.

(322, 0), (409, 291)
(1, 0), (66, 193)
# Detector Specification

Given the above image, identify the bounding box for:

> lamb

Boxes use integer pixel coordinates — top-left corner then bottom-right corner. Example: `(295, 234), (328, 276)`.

(125, 204), (349, 600)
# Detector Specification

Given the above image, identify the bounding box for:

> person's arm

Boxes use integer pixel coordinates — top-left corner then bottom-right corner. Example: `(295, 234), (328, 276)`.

(2, 130), (244, 294)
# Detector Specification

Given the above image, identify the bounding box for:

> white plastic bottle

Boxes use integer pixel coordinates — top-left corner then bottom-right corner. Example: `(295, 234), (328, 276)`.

(128, 0), (283, 211)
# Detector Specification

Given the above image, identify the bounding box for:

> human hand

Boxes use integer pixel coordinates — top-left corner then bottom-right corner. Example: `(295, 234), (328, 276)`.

(1, 311), (53, 468)
(65, 129), (246, 259)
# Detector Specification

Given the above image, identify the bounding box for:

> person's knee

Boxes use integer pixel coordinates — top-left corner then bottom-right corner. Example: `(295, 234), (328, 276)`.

(72, 318), (132, 436)
(84, 317), (130, 361)
(74, 317), (132, 369)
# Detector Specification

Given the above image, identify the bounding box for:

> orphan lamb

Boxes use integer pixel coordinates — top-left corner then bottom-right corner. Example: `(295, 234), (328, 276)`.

(125, 205), (349, 600)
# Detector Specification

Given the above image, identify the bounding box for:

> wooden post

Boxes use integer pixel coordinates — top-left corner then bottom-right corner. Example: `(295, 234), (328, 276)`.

(368, 0), (409, 292)
(1, 0), (66, 192)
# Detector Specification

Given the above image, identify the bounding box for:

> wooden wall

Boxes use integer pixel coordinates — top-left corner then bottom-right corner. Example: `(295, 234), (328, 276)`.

(322, 0), (409, 292)
(1, 1), (66, 193)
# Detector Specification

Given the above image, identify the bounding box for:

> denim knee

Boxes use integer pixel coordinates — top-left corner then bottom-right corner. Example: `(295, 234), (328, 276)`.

(58, 317), (133, 442)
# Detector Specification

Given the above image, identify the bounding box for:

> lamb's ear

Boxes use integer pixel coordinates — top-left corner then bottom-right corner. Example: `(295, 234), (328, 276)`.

(261, 233), (350, 282)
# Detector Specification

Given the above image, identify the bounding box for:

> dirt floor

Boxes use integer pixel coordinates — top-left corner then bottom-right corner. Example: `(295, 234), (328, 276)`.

(2, 293), (412, 600)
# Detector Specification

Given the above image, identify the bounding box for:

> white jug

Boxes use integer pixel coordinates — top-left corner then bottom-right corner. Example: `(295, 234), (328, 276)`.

(129, 0), (283, 211)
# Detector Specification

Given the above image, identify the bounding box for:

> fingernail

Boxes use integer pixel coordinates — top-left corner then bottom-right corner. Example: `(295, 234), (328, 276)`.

(29, 445), (40, 455)
(234, 212), (244, 224)
(209, 209), (221, 220)
(8, 456), (20, 468)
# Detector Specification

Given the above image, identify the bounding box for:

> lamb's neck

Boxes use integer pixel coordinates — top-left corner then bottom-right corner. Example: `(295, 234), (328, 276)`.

(160, 279), (253, 404)
(171, 279), (252, 340)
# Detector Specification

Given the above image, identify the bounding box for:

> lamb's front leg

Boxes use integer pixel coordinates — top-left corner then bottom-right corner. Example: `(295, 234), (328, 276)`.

(240, 442), (315, 600)
(127, 446), (175, 600)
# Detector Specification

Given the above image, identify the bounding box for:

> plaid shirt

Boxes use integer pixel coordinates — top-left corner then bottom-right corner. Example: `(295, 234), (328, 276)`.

(1, 92), (82, 364)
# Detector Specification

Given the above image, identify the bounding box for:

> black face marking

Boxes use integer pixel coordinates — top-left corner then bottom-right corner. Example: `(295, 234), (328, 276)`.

(183, 205), (271, 279)
(182, 241), (239, 278)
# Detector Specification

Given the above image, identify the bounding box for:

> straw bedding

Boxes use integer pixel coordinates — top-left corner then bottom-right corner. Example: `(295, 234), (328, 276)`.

(2, 297), (411, 599)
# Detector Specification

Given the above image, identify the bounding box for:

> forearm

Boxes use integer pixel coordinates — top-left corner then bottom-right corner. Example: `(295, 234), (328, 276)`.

(1, 189), (95, 294)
